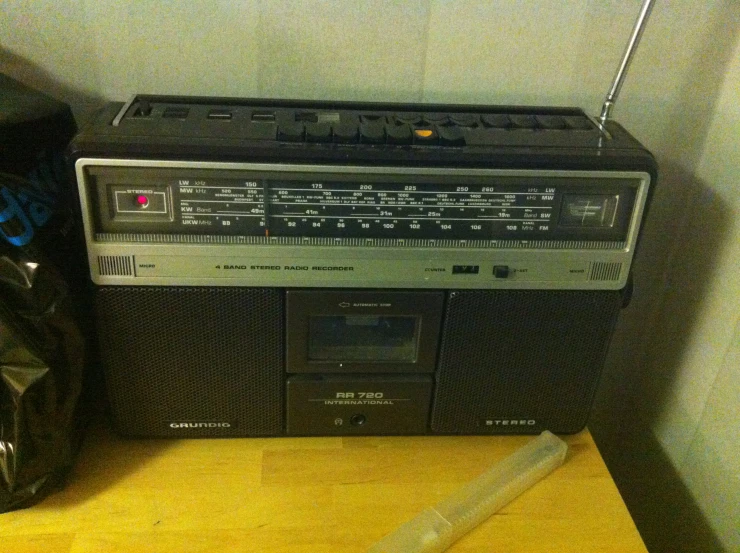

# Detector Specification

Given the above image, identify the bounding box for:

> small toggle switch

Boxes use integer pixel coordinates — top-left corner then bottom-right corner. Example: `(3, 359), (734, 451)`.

(493, 265), (510, 278)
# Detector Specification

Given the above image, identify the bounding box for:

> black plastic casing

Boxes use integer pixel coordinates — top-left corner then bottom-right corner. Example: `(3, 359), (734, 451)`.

(69, 95), (657, 438)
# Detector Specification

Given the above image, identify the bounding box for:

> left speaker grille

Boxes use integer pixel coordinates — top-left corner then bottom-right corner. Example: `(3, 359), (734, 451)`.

(98, 255), (133, 276)
(95, 286), (284, 437)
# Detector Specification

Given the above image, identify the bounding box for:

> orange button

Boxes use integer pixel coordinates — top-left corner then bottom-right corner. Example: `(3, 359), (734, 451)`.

(414, 129), (434, 138)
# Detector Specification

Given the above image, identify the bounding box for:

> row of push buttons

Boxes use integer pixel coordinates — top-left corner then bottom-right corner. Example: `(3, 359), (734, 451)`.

(276, 113), (593, 145)
(278, 120), (465, 145)
(395, 113), (593, 130)
(288, 112), (593, 130)
(133, 101), (594, 133)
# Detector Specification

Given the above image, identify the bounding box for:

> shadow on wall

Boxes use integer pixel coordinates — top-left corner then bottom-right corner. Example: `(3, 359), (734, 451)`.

(639, 168), (734, 424)
(589, 3), (740, 552)
(602, 418), (728, 553)
(592, 2), (740, 433)
(0, 49), (105, 123)
(598, 0), (740, 417)
(636, 0), (740, 427)
(595, 165), (731, 553)
(586, 0), (740, 436)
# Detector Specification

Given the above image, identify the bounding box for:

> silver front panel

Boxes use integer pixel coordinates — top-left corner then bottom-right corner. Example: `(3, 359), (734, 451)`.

(76, 159), (650, 290)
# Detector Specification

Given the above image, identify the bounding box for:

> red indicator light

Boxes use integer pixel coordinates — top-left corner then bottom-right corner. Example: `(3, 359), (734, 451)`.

(136, 195), (149, 207)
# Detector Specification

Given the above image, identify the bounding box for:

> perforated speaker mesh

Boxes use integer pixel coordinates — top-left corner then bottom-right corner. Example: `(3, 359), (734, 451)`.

(96, 286), (284, 437)
(432, 290), (622, 434)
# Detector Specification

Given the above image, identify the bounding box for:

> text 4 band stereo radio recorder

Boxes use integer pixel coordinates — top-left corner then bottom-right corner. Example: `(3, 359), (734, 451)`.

(69, 4), (657, 437)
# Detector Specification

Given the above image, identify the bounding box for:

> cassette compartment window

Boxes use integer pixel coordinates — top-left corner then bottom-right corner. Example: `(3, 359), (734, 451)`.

(286, 290), (443, 374)
(308, 315), (419, 362)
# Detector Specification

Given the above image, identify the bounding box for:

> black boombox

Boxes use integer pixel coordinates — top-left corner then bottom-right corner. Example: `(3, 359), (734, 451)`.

(69, 95), (656, 437)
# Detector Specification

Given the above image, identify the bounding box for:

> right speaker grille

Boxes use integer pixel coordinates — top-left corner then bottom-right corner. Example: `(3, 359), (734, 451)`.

(431, 290), (622, 434)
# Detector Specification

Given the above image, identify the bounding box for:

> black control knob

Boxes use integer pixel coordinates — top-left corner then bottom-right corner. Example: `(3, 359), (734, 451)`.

(395, 113), (422, 125)
(360, 121), (385, 144)
(535, 115), (566, 129)
(360, 114), (385, 123)
(333, 122), (359, 144)
(305, 122), (332, 142)
(481, 114), (511, 128)
(278, 121), (305, 142)
(386, 123), (412, 144)
(423, 113), (448, 125)
(350, 414), (367, 426)
(450, 113), (478, 127)
(509, 114), (537, 129)
(438, 126), (465, 146)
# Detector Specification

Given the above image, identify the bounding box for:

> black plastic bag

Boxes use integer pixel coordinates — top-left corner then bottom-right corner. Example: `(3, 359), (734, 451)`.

(1, 74), (88, 512)
(0, 246), (86, 511)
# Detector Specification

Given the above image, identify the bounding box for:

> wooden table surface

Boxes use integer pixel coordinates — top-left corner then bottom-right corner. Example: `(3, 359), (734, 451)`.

(2, 425), (647, 553)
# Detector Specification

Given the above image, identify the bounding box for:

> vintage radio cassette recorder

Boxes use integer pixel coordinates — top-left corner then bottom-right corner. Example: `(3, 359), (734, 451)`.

(70, 94), (656, 437)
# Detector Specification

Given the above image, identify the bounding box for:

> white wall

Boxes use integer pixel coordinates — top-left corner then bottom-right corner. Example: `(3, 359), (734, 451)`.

(640, 30), (740, 550)
(2, 1), (738, 549)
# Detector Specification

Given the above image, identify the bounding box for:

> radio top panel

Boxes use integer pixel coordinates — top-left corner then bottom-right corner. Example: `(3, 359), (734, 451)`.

(70, 95), (656, 172)
(70, 96), (656, 291)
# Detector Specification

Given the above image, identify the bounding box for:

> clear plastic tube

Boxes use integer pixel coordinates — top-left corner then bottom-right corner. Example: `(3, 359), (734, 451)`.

(366, 431), (568, 553)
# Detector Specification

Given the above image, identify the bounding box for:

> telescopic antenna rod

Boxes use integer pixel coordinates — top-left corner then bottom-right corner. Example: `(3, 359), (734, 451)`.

(599, 0), (656, 126)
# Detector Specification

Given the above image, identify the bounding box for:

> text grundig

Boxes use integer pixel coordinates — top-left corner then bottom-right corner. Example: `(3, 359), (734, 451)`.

(169, 422), (232, 429)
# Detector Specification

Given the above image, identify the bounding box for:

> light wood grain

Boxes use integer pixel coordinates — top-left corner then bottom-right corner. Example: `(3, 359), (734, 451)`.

(2, 424), (647, 553)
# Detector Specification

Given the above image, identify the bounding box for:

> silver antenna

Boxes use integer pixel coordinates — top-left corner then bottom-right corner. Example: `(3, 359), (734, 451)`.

(599, 0), (656, 126)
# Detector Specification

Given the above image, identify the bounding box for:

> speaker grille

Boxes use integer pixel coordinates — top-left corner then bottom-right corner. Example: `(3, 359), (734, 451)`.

(432, 290), (622, 434)
(590, 262), (622, 281)
(97, 255), (133, 276)
(96, 287), (284, 437)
